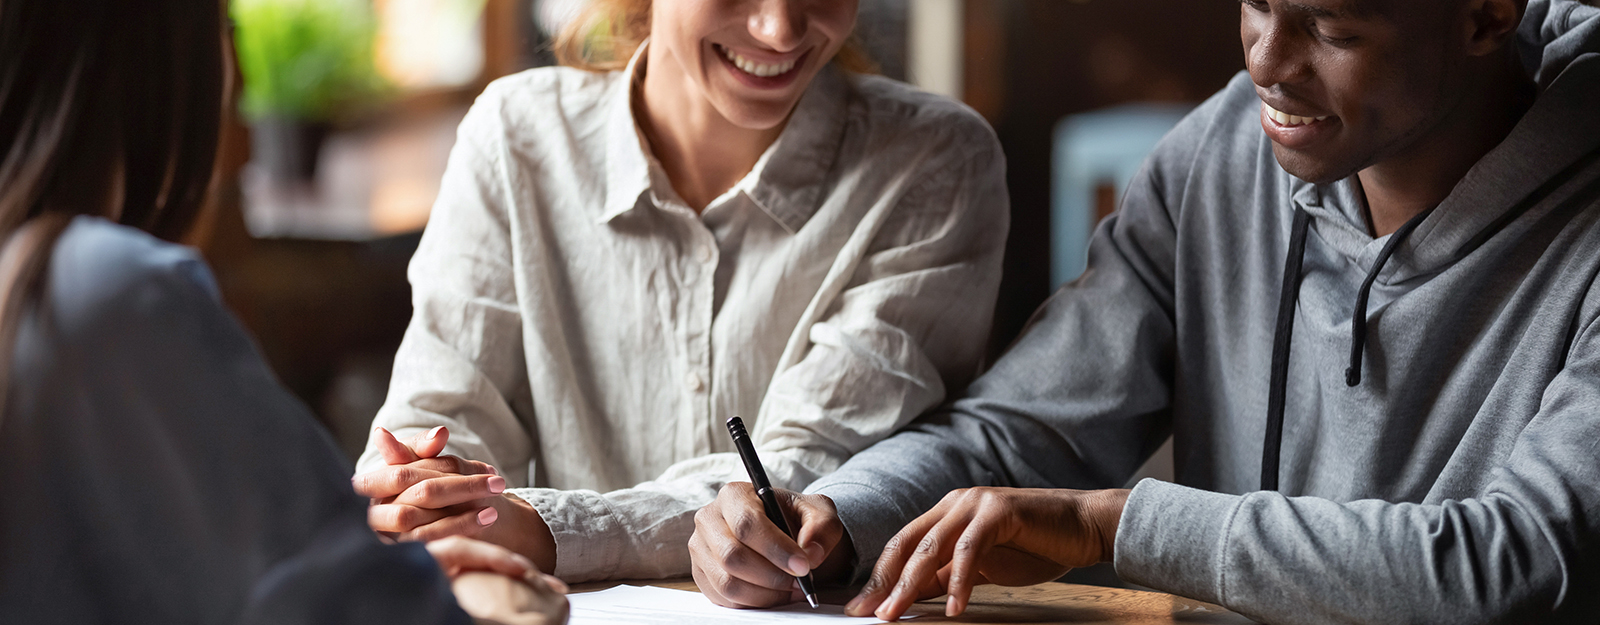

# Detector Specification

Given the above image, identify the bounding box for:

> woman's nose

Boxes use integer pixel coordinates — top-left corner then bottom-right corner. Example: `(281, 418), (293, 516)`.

(748, 0), (805, 51)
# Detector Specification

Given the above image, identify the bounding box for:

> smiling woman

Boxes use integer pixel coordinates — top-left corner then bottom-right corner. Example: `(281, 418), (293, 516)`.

(553, 0), (877, 74)
(354, 0), (1013, 589)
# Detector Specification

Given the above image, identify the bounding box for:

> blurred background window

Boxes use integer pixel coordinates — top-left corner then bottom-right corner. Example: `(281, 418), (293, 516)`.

(376, 0), (489, 90)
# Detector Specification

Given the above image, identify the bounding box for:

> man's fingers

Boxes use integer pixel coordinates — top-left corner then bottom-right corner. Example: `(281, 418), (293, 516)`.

(394, 475), (507, 509)
(404, 426), (450, 460)
(944, 518), (997, 617)
(878, 511), (970, 620)
(373, 427), (423, 465)
(691, 508), (797, 593)
(398, 506), (499, 542)
(786, 492), (844, 569)
(426, 535), (535, 578)
(692, 558), (799, 609)
(846, 515), (936, 618)
(722, 483), (812, 576)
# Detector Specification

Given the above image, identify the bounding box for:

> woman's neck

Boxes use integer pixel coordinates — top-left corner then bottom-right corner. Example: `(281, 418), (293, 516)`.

(636, 45), (785, 213)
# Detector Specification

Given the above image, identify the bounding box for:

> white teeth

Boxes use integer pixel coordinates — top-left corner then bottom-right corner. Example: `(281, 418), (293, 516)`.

(719, 45), (797, 78)
(1264, 102), (1329, 127)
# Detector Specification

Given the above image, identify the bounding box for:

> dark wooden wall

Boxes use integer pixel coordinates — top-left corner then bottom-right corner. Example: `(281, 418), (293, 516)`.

(966, 0), (1245, 358)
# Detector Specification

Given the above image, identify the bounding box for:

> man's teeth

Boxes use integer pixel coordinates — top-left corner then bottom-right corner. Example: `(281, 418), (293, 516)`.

(719, 46), (797, 78)
(1264, 103), (1330, 127)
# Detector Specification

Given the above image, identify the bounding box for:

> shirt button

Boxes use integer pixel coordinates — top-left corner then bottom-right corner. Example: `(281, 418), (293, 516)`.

(696, 244), (715, 264)
(685, 372), (704, 392)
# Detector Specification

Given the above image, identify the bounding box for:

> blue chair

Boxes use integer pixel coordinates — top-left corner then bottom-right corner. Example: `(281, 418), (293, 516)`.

(1051, 104), (1193, 287)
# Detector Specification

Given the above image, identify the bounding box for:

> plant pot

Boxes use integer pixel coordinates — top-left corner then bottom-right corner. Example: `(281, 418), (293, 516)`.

(250, 117), (331, 185)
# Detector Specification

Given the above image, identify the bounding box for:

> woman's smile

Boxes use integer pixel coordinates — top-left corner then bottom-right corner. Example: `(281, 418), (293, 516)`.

(713, 43), (809, 89)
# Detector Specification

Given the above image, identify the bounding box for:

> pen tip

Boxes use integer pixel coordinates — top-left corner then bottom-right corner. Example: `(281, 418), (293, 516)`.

(807, 595), (819, 609)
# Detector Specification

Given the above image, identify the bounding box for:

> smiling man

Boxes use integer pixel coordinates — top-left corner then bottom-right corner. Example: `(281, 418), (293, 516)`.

(688, 0), (1600, 623)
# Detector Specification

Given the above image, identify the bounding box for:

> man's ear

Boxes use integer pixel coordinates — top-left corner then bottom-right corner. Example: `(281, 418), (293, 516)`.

(1463, 0), (1525, 56)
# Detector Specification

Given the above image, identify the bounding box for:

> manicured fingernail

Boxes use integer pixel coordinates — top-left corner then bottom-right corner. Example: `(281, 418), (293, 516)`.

(487, 465), (499, 475)
(478, 507), (498, 525)
(487, 476), (506, 494)
(946, 596), (958, 617)
(428, 426), (445, 440)
(788, 555), (810, 576)
(844, 597), (863, 614)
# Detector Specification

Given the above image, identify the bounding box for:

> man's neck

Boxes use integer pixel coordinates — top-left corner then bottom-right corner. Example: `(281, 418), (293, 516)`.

(1357, 57), (1535, 237)
(637, 46), (784, 213)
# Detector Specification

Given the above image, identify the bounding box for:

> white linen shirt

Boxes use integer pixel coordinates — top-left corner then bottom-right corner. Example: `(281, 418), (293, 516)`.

(358, 47), (1009, 582)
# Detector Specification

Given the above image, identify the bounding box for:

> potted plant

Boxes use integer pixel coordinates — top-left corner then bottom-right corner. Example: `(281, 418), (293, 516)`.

(232, 0), (387, 185)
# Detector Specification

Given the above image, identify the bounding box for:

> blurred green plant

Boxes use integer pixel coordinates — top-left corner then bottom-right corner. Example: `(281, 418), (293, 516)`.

(231, 0), (388, 122)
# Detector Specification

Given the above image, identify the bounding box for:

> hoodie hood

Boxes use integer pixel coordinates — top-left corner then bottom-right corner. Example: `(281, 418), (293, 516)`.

(1291, 0), (1600, 284)
(1263, 0), (1600, 488)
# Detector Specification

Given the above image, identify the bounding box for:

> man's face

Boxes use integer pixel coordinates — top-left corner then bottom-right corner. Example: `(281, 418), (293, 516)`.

(1241, 0), (1474, 183)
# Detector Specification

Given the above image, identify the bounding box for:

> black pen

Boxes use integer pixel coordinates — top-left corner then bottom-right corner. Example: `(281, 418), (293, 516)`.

(726, 416), (820, 608)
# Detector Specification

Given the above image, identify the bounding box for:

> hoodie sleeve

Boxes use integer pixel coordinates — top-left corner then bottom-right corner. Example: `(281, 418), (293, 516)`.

(1115, 300), (1600, 624)
(806, 84), (1203, 583)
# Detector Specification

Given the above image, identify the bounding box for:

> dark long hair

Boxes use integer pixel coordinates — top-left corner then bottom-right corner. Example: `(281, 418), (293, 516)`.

(0, 0), (224, 410)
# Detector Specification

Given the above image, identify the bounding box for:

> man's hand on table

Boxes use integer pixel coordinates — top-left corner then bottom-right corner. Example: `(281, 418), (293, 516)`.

(354, 427), (558, 573)
(689, 483), (1130, 622)
(426, 536), (570, 625)
(852, 487), (1129, 620)
(690, 483), (855, 608)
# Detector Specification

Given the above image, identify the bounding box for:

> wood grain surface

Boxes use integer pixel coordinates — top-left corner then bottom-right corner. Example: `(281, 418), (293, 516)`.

(569, 579), (1256, 624)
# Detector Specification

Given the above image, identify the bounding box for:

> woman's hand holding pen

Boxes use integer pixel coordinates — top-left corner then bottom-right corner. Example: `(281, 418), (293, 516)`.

(353, 427), (558, 573)
(690, 483), (855, 609)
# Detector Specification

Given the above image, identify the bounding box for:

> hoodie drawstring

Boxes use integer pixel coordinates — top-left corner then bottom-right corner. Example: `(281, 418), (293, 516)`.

(1261, 209), (1311, 492)
(1261, 206), (1433, 491)
(1343, 208), (1436, 387)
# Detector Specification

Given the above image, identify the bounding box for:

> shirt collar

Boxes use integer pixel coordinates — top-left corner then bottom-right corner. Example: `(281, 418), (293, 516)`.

(599, 43), (655, 224)
(599, 44), (852, 233)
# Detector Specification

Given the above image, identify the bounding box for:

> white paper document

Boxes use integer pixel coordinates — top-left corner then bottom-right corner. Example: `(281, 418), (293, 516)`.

(566, 585), (918, 624)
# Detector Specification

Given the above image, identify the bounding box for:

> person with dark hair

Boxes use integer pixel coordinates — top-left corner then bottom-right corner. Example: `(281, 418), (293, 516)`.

(0, 1), (565, 622)
(691, 0), (1600, 622)
(352, 0), (1009, 585)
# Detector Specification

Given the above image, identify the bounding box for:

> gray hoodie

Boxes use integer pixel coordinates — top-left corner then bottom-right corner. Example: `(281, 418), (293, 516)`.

(807, 1), (1600, 623)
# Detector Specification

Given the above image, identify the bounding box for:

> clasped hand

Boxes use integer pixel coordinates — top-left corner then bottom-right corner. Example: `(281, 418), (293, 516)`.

(353, 426), (556, 572)
(690, 484), (1129, 621)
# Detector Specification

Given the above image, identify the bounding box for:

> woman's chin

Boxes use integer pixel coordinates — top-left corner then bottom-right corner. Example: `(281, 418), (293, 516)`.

(709, 96), (800, 131)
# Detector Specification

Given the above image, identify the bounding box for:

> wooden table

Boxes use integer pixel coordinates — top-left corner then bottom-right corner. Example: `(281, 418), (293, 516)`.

(572, 579), (1255, 624)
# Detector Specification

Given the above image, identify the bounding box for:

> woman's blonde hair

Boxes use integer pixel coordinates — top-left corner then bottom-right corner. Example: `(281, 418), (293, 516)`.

(553, 0), (878, 74)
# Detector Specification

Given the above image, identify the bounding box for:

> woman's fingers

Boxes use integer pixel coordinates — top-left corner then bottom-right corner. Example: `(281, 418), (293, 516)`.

(409, 455), (498, 477)
(369, 501), (457, 533)
(426, 535), (535, 578)
(404, 426), (450, 460)
(372, 426), (423, 465)
(353, 465), (453, 499)
(394, 474), (507, 508)
(399, 505), (499, 542)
